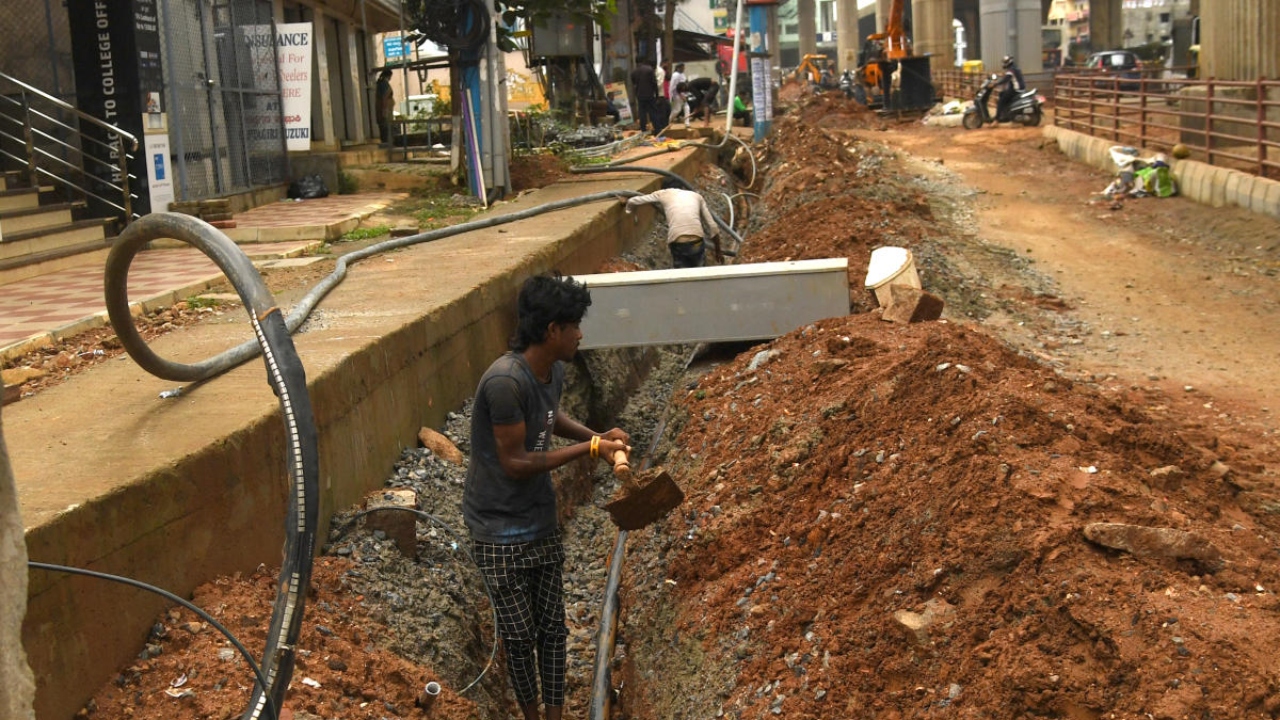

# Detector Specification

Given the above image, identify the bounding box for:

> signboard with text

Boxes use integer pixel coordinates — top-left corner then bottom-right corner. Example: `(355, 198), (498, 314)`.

(68, 0), (165, 216)
(242, 23), (314, 151)
(383, 35), (406, 60)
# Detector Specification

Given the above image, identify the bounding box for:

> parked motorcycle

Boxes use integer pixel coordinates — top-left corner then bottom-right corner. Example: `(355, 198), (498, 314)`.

(962, 74), (1043, 129)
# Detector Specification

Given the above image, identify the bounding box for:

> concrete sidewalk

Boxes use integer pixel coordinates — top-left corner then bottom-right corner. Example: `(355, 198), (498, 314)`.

(0, 191), (405, 364)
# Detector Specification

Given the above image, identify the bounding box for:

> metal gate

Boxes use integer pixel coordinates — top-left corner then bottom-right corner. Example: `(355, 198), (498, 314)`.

(158, 0), (288, 201)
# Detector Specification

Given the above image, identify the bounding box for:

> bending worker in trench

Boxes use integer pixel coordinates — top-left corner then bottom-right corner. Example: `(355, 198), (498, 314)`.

(625, 187), (723, 268)
(463, 273), (631, 720)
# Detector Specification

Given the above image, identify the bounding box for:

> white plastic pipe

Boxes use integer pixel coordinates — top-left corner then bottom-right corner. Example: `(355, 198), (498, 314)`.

(723, 0), (747, 135)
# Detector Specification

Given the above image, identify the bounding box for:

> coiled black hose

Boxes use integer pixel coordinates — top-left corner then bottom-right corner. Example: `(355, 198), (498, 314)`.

(105, 192), (645, 383)
(104, 213), (318, 720)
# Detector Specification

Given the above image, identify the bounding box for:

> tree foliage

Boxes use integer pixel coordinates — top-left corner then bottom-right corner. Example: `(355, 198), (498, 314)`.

(405, 0), (616, 54)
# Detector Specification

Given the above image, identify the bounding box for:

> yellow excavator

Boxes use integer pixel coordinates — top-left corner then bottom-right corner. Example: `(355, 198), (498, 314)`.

(794, 54), (839, 90)
(852, 0), (935, 112)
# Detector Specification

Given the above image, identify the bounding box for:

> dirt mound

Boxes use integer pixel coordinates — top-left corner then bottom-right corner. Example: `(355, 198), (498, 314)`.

(635, 312), (1280, 719)
(794, 91), (883, 131)
(738, 108), (937, 312)
(509, 152), (569, 193)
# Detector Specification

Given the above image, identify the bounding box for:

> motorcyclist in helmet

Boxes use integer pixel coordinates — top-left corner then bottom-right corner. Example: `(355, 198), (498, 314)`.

(994, 55), (1026, 122)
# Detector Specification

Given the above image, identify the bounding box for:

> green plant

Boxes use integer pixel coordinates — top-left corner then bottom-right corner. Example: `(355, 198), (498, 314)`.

(415, 204), (480, 230)
(185, 295), (224, 309)
(563, 152), (611, 168)
(337, 171), (359, 195)
(341, 224), (390, 241)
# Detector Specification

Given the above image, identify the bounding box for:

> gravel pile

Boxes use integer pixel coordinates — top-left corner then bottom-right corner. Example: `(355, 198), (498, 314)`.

(324, 344), (694, 718)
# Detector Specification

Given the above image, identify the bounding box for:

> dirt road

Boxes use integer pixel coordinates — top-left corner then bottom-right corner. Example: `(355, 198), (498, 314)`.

(883, 121), (1280, 439)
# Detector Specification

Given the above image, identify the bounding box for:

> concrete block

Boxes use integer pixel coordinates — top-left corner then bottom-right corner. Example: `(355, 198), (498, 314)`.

(327, 218), (361, 241)
(1233, 174), (1256, 211)
(50, 315), (106, 342)
(256, 225), (325, 243)
(139, 291), (178, 315)
(1180, 162), (1204, 203)
(1224, 173), (1242, 209)
(363, 489), (418, 558)
(222, 227), (260, 243)
(1208, 166), (1229, 207)
(1264, 180), (1280, 220)
(0, 333), (52, 364)
(880, 286), (945, 324)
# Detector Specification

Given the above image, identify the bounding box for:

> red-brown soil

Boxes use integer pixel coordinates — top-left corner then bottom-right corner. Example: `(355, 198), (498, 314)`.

(86, 559), (476, 720)
(632, 312), (1280, 719)
(615, 92), (1280, 720)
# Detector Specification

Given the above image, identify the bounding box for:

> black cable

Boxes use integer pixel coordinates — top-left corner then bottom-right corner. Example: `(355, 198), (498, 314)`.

(330, 506), (498, 694)
(106, 192), (645, 383)
(27, 562), (278, 720)
(104, 213), (319, 720)
(588, 344), (701, 720)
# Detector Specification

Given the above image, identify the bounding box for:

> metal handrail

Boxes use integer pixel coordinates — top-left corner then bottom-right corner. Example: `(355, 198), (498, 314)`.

(1053, 73), (1280, 180)
(0, 70), (138, 226)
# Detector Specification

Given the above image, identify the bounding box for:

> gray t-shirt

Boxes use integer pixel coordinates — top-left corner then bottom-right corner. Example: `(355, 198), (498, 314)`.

(463, 352), (564, 543)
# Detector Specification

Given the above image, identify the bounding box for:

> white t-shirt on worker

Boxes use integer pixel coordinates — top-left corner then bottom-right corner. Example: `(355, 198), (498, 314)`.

(625, 189), (719, 245)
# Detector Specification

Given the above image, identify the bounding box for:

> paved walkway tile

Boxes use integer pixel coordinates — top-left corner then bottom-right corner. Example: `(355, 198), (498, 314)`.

(0, 241), (316, 355)
(235, 192), (406, 227)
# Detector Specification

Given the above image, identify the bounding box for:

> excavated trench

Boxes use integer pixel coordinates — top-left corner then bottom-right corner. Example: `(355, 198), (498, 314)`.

(317, 161), (753, 720)
(81, 116), (1059, 719)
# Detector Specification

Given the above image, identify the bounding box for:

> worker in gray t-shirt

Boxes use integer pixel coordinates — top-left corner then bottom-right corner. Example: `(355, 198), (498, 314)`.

(463, 273), (629, 720)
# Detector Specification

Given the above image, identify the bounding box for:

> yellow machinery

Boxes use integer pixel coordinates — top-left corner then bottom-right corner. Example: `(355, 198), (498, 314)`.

(852, 0), (935, 112)
(794, 54), (838, 89)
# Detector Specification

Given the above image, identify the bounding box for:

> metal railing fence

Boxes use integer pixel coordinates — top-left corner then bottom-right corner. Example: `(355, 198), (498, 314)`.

(158, 0), (288, 202)
(0, 70), (137, 226)
(1054, 72), (1280, 180)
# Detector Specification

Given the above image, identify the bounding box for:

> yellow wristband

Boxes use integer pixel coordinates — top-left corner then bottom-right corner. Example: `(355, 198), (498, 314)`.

(590, 435), (600, 459)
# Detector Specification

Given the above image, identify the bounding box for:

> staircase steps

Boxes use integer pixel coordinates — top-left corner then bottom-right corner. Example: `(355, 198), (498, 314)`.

(0, 172), (113, 287)
(0, 202), (77, 233)
(0, 186), (40, 213)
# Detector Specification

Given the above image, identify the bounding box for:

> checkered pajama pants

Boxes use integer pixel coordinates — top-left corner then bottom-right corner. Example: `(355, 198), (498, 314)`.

(473, 534), (569, 707)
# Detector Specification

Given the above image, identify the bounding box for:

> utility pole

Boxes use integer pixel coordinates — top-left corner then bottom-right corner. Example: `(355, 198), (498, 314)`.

(1, 403), (36, 720)
(748, 0), (777, 141)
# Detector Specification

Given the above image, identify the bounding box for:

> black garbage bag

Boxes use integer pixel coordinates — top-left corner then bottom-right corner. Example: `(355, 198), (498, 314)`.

(287, 174), (329, 199)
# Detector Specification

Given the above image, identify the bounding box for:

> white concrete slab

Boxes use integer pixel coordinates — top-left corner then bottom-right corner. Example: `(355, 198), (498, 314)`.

(577, 258), (850, 349)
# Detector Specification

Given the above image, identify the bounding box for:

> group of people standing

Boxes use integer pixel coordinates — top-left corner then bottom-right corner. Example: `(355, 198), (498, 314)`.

(629, 59), (729, 133)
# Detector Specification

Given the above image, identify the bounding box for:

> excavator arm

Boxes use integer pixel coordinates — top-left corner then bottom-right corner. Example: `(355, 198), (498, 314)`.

(866, 0), (911, 60)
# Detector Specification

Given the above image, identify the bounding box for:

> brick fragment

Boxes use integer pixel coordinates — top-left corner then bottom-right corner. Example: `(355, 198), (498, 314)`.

(880, 285), (945, 324)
